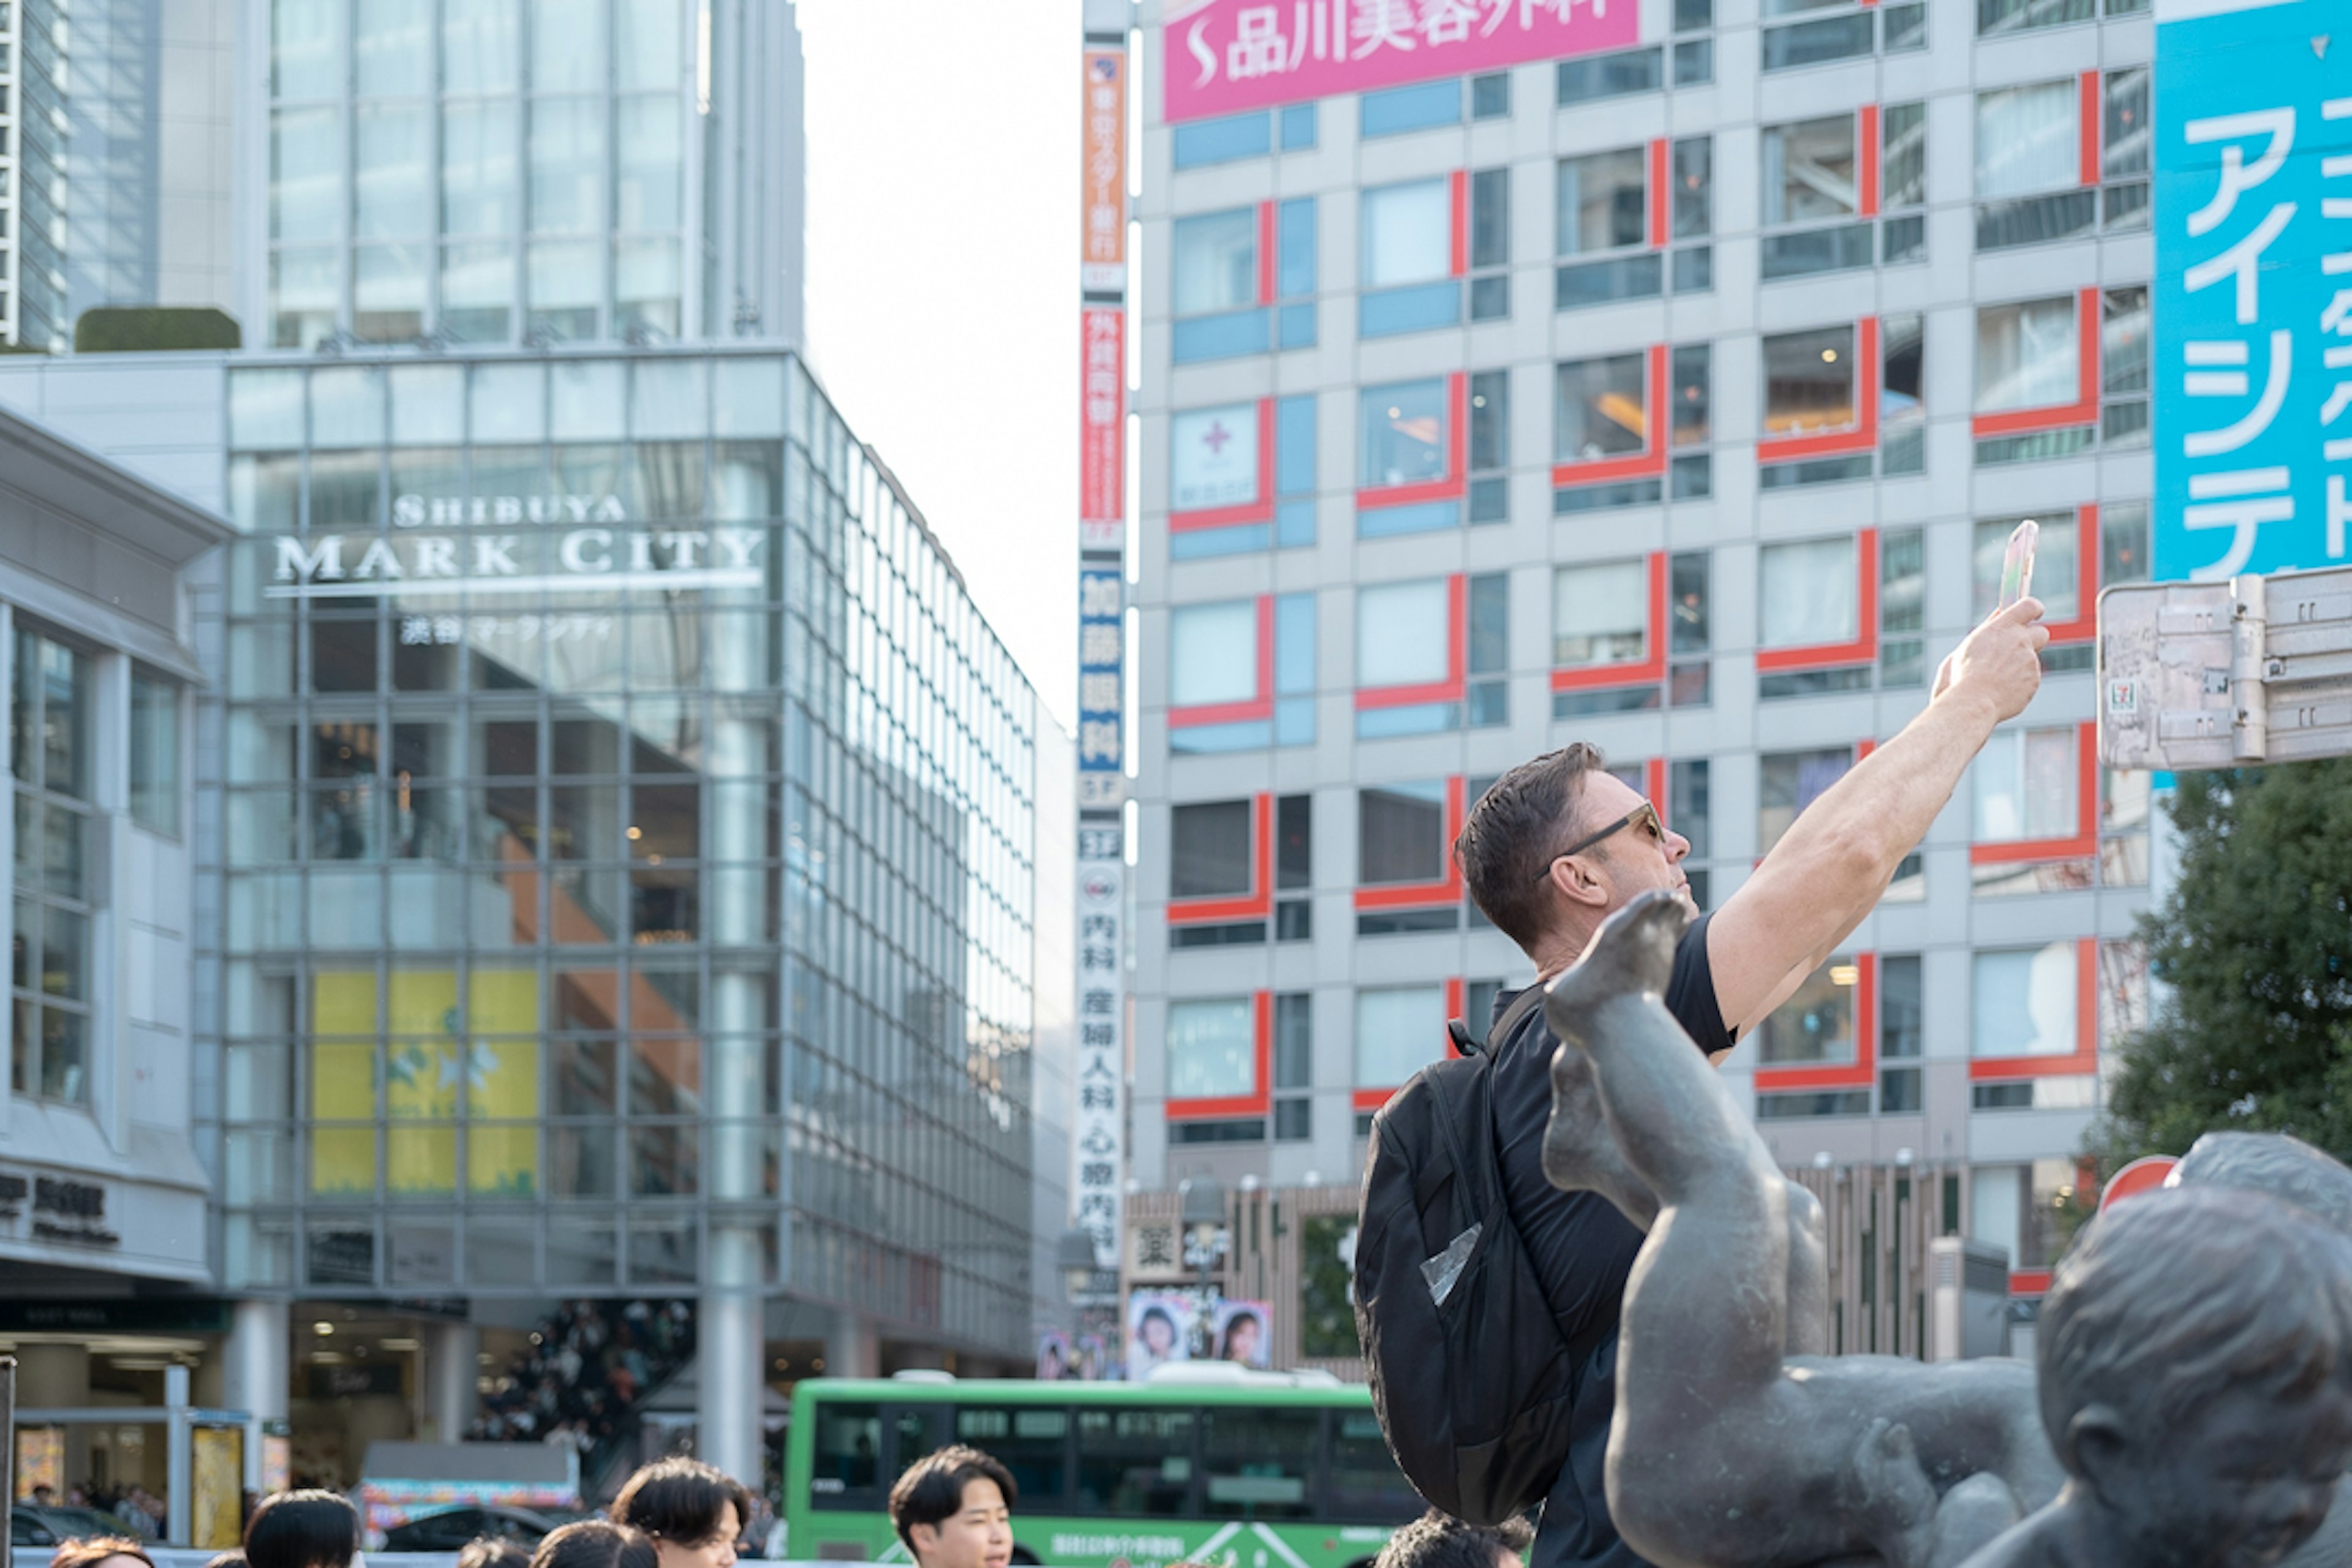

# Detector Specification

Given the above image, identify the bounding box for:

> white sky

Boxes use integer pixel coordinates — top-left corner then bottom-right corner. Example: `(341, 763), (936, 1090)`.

(797, 0), (1086, 736)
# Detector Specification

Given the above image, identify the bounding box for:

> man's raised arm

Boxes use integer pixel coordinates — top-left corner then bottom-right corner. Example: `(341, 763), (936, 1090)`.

(1706, 598), (2051, 1037)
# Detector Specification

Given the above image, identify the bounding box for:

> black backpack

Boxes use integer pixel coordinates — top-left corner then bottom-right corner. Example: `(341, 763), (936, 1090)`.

(1352, 987), (1575, 1526)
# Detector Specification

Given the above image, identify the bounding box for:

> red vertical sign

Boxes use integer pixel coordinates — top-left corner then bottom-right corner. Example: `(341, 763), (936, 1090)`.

(1080, 306), (1125, 550)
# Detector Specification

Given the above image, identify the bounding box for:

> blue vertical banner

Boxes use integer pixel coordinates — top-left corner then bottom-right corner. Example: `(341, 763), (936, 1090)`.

(1076, 566), (1126, 807)
(2153, 0), (2352, 581)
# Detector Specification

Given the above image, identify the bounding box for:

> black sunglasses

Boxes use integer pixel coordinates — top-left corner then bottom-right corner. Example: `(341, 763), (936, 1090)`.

(1532, 802), (1661, 886)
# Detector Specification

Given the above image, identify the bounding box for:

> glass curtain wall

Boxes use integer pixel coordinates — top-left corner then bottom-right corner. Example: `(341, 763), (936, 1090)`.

(208, 351), (1041, 1356)
(268, 0), (688, 349)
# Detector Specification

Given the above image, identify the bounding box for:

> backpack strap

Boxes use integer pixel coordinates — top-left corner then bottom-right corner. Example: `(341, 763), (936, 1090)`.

(1447, 982), (1550, 1058)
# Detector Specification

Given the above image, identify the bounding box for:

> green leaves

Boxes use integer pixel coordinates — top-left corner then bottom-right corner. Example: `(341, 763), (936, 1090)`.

(2094, 760), (2352, 1167)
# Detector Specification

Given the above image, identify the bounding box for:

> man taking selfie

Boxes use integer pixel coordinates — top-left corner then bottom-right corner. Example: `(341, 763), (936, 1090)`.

(1450, 597), (2050, 1568)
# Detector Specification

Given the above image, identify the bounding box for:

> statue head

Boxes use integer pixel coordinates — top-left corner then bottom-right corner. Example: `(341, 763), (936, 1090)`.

(2038, 1185), (2352, 1566)
(2172, 1130), (2352, 1237)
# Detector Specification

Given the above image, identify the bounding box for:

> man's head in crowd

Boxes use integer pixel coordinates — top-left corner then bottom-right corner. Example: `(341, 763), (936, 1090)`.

(609, 1458), (753, 1568)
(1453, 745), (1694, 965)
(888, 1446), (1016, 1568)
(1374, 1510), (1532, 1568)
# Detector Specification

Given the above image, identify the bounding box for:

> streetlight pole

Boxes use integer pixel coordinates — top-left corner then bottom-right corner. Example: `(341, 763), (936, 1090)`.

(1178, 1177), (1227, 1355)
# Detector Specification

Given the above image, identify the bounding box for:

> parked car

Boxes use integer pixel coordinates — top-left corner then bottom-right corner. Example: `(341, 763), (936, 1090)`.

(382, 1506), (558, 1553)
(22, 1507), (145, 1543)
(10, 1513), (61, 1549)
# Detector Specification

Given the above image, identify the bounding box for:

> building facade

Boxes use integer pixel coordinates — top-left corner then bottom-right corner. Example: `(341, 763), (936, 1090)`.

(239, 0), (806, 352)
(0, 402), (229, 1499)
(2, 0), (72, 348)
(0, 340), (1065, 1493)
(1131, 0), (2158, 1352)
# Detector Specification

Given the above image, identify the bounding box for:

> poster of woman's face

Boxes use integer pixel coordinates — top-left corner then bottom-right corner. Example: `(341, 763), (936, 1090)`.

(1215, 1300), (1272, 1368)
(1036, 1330), (1071, 1381)
(1126, 1291), (1193, 1375)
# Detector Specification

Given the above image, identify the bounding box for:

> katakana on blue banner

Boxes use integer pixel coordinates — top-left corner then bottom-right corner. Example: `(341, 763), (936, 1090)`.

(2153, 0), (2352, 582)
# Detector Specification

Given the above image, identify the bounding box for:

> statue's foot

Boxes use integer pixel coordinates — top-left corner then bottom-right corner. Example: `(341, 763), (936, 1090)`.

(1542, 889), (1688, 1040)
(1845, 1418), (1942, 1568)
(1540, 1039), (1659, 1224)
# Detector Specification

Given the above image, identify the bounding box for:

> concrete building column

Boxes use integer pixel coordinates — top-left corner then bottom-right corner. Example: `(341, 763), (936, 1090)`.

(825, 1312), (878, 1380)
(698, 1246), (765, 1490)
(423, 1322), (480, 1442)
(222, 1300), (289, 1491)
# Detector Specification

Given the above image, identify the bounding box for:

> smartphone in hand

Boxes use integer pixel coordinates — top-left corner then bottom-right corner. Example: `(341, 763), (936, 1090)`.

(1997, 519), (2039, 611)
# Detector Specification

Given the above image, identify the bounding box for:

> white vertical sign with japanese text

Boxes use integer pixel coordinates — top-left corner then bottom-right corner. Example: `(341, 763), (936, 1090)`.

(1070, 825), (1126, 1269)
(1074, 5), (1131, 1282)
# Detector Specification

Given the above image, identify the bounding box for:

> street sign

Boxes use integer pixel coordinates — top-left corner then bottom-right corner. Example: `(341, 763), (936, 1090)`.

(2099, 1155), (2180, 1213)
(2099, 565), (2352, 769)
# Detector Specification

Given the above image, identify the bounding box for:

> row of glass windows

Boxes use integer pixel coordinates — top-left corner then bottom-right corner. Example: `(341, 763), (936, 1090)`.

(1166, 295), (2141, 544)
(1166, 725), (2146, 944)
(9, 624), (183, 1109)
(1164, 505), (2149, 755)
(1168, 71), (2147, 358)
(273, 0), (687, 100)
(1159, 938), (2144, 1144)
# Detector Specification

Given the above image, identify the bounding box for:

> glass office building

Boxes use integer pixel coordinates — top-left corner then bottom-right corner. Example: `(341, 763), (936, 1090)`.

(2, 0), (72, 349)
(211, 347), (1039, 1322)
(254, 0), (805, 351)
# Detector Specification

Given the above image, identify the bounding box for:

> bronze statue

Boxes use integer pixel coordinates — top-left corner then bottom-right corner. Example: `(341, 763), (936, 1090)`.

(1543, 892), (2352, 1568)
(1540, 891), (2060, 1568)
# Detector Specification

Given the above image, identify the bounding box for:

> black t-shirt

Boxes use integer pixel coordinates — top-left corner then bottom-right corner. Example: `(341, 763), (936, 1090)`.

(1488, 910), (1734, 1568)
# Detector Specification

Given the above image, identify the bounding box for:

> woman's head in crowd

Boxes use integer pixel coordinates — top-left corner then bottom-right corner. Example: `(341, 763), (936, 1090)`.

(530, 1521), (659, 1568)
(243, 1491), (361, 1568)
(50, 1537), (154, 1568)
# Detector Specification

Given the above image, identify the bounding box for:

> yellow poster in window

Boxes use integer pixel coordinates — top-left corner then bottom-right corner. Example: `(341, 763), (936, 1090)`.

(311, 969), (539, 1197)
(191, 1425), (245, 1549)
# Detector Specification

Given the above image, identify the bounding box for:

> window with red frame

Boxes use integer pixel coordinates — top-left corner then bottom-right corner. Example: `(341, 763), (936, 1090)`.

(1355, 573), (1503, 739)
(1753, 955), (1870, 1120)
(1754, 529), (1923, 699)
(1970, 722), (2149, 897)
(1974, 70), (2149, 252)
(1553, 137), (1714, 310)
(1167, 794), (1312, 948)
(1758, 104), (1926, 282)
(1355, 983), (1447, 1109)
(1357, 781), (1458, 936)
(1969, 500), (2149, 673)
(1973, 287), (2146, 466)
(1167, 993), (1262, 1139)
(1970, 941), (2096, 1110)
(1758, 316), (1925, 488)
(1553, 345), (1712, 510)
(1551, 552), (1711, 716)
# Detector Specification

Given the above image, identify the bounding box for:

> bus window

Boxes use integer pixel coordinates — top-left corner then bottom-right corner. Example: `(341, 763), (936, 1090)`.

(953, 1406), (1070, 1510)
(1325, 1410), (1423, 1523)
(891, 1405), (946, 1474)
(1200, 1408), (1317, 1520)
(1070, 1408), (1194, 1515)
(811, 1402), (883, 1509)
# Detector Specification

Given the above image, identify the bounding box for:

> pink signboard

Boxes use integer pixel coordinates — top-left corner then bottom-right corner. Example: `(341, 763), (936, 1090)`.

(1163, 0), (1638, 124)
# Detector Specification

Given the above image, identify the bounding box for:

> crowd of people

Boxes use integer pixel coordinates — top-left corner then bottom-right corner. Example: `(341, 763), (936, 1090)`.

(468, 1298), (696, 1455)
(26, 1482), (171, 1540)
(36, 1457), (758, 1568)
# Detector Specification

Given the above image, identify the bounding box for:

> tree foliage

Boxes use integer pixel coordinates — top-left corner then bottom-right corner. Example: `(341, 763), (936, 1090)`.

(73, 307), (241, 353)
(2094, 759), (2352, 1166)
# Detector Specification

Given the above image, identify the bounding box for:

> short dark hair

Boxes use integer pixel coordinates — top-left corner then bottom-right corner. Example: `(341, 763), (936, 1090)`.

(888, 1446), (1017, 1553)
(530, 1521), (659, 1568)
(243, 1490), (360, 1568)
(2039, 1186), (2352, 1455)
(51, 1538), (155, 1568)
(458, 1539), (535, 1568)
(2174, 1131), (2352, 1236)
(1454, 745), (1607, 952)
(1375, 1509), (1533, 1568)
(609, 1458), (753, 1547)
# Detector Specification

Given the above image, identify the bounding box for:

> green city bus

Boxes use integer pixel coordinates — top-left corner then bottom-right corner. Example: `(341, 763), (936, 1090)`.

(781, 1368), (1423, 1568)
